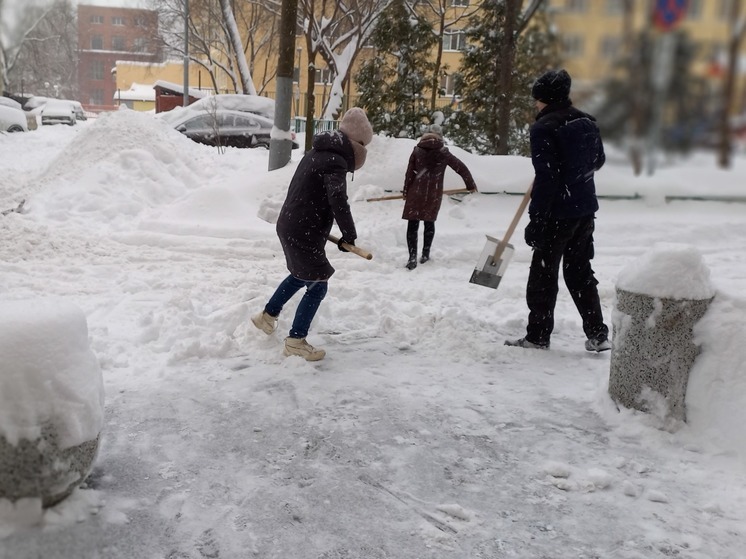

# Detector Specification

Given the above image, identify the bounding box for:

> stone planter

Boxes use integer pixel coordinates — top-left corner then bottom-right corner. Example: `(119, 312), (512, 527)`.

(0, 425), (100, 508)
(609, 288), (713, 422)
(0, 299), (104, 508)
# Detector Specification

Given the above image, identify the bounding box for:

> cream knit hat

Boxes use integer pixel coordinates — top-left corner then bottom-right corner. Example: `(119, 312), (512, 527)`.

(339, 107), (374, 170)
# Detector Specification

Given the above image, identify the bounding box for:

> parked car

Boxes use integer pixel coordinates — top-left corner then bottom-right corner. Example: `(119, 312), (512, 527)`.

(41, 99), (77, 126)
(0, 105), (29, 132)
(167, 109), (298, 149)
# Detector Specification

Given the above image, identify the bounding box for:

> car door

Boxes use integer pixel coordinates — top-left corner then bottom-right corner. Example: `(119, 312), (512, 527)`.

(231, 113), (265, 148)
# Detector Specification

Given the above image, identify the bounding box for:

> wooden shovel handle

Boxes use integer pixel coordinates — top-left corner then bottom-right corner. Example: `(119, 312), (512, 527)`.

(491, 183), (533, 264)
(366, 188), (472, 202)
(328, 235), (373, 260)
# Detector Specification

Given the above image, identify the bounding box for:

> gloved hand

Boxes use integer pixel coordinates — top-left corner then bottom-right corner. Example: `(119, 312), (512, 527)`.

(524, 216), (548, 250)
(337, 238), (355, 252)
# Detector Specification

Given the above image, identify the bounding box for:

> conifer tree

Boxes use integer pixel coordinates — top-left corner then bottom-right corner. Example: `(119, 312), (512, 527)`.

(447, 1), (557, 155)
(356, 0), (438, 138)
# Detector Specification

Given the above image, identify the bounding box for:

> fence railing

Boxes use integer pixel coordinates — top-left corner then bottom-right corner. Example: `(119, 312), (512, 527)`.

(293, 116), (339, 134)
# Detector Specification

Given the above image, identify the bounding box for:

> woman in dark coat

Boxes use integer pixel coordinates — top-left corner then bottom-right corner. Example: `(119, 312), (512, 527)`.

(251, 108), (374, 361)
(402, 125), (477, 269)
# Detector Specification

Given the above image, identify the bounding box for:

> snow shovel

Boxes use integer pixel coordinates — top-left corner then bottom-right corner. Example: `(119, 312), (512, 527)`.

(328, 234), (373, 260)
(469, 183), (533, 289)
(366, 188), (471, 202)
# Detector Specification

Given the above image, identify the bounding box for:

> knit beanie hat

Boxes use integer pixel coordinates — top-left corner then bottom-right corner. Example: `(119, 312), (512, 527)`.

(339, 107), (374, 170)
(531, 69), (572, 104)
(429, 124), (443, 136)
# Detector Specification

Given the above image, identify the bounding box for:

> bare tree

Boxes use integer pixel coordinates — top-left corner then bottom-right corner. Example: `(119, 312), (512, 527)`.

(219, 0), (257, 94)
(494, 0), (545, 155)
(298, 0), (392, 119)
(155, 0), (277, 94)
(0, 0), (57, 95)
(718, 0), (746, 168)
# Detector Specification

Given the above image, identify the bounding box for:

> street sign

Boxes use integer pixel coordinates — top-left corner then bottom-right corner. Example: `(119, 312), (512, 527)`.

(652, 0), (688, 31)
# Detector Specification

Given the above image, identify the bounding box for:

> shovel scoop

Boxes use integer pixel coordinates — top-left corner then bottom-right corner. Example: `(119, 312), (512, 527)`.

(469, 183), (532, 290)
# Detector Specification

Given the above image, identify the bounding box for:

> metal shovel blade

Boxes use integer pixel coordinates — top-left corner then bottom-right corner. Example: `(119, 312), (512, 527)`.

(469, 235), (515, 289)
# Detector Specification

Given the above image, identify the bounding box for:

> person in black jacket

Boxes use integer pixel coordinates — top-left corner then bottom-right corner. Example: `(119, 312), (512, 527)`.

(252, 108), (374, 361)
(505, 69), (610, 352)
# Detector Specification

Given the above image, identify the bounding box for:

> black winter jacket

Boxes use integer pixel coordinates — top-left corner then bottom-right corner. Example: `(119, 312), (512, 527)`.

(529, 100), (605, 220)
(276, 131), (358, 281)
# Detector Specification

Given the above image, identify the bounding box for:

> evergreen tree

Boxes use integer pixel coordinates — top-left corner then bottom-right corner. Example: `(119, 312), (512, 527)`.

(447, 2), (557, 155)
(355, 0), (438, 138)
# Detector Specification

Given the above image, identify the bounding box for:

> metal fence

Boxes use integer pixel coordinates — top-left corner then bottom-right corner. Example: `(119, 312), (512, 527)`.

(293, 116), (339, 134)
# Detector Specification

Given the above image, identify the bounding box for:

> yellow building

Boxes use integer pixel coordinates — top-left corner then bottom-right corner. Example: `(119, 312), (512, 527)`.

(546, 0), (736, 100)
(110, 1), (742, 117)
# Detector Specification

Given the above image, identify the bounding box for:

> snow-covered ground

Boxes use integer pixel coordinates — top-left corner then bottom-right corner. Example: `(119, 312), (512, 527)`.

(1, 109), (745, 558)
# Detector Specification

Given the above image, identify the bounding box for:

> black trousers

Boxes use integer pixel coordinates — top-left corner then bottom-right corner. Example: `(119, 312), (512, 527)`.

(525, 215), (608, 345)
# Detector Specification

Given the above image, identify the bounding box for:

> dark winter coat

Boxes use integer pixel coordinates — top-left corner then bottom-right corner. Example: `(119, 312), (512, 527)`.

(528, 99), (605, 220)
(402, 133), (477, 222)
(276, 131), (358, 281)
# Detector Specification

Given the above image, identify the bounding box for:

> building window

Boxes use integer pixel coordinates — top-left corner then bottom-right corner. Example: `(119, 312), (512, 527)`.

(112, 16), (125, 26)
(133, 37), (147, 52)
(439, 73), (457, 97)
(687, 0), (702, 19)
(720, 0), (735, 19)
(451, 0), (469, 6)
(133, 16), (147, 27)
(605, 0), (623, 15)
(561, 35), (584, 57)
(90, 60), (105, 80)
(443, 30), (466, 51)
(112, 36), (126, 51)
(565, 0), (588, 13)
(91, 35), (103, 50)
(315, 67), (333, 84)
(90, 89), (104, 106)
(600, 36), (621, 59)
(90, 15), (104, 24)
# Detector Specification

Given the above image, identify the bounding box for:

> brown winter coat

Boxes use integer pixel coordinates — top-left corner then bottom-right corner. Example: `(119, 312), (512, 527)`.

(402, 133), (477, 222)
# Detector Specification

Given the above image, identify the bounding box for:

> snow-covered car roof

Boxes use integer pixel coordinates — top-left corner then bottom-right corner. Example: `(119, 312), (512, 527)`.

(0, 97), (23, 111)
(163, 107), (274, 129)
(42, 99), (76, 117)
(187, 94), (275, 119)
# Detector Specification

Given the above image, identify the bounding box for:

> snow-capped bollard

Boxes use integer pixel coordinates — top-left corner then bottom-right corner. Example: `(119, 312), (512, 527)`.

(609, 245), (715, 423)
(0, 299), (104, 508)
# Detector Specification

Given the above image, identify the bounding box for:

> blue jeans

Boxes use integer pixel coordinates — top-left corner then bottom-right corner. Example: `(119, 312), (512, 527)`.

(265, 275), (328, 339)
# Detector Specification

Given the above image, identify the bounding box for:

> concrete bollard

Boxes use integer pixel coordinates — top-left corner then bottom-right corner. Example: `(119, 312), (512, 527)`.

(608, 245), (715, 423)
(0, 299), (104, 508)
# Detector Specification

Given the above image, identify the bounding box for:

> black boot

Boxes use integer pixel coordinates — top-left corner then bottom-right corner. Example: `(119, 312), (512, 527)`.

(406, 222), (418, 270)
(421, 221), (434, 264)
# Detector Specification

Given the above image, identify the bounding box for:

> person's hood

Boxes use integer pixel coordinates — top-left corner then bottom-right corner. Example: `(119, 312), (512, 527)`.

(312, 130), (356, 172)
(417, 133), (444, 150)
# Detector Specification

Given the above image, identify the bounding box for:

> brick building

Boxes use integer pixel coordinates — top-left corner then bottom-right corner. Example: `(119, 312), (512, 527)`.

(77, 4), (161, 111)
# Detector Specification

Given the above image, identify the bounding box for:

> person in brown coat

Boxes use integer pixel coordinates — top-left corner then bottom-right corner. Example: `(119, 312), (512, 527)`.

(402, 124), (478, 269)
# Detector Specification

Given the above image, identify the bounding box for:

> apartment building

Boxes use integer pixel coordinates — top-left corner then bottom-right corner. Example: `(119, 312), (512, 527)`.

(77, 4), (162, 111)
(547, 0), (735, 95)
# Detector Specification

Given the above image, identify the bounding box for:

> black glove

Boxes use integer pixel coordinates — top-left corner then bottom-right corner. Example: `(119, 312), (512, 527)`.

(524, 216), (548, 250)
(337, 238), (355, 252)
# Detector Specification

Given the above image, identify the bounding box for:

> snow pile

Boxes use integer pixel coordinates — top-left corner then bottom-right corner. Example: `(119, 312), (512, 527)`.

(29, 109), (213, 227)
(616, 243), (715, 300)
(0, 299), (104, 448)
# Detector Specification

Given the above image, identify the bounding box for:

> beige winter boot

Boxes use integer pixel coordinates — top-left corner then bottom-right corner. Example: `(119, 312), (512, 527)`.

(251, 311), (277, 335)
(283, 337), (326, 361)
